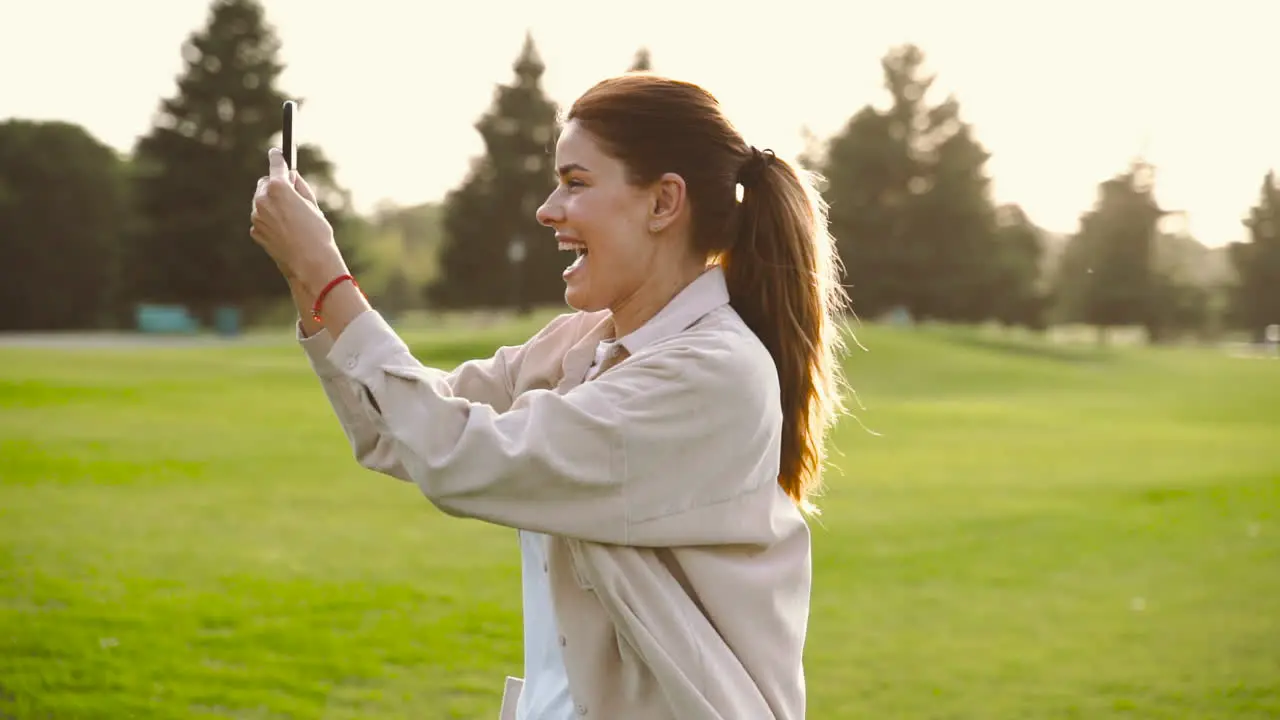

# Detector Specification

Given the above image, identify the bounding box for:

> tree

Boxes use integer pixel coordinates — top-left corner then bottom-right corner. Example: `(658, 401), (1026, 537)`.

(815, 44), (1003, 322)
(1228, 171), (1280, 341)
(427, 33), (560, 312)
(0, 120), (131, 331)
(629, 47), (653, 72)
(1148, 228), (1213, 342)
(909, 116), (1001, 321)
(354, 202), (444, 311)
(127, 0), (354, 324)
(820, 107), (905, 319)
(989, 204), (1049, 330)
(1054, 160), (1165, 343)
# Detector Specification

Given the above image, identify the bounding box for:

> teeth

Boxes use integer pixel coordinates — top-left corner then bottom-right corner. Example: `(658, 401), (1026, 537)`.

(558, 240), (586, 252)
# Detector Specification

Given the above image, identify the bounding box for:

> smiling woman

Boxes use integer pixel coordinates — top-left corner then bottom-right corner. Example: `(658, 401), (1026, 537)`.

(249, 72), (850, 720)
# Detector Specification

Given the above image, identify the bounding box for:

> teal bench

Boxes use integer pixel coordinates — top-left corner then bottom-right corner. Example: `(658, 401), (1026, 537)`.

(135, 304), (199, 334)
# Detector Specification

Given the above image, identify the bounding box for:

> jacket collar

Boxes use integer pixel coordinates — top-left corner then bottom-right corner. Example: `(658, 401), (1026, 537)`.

(616, 265), (730, 355)
(559, 265), (731, 388)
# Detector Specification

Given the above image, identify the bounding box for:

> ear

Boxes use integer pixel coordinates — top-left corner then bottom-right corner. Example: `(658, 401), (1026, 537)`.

(648, 172), (687, 234)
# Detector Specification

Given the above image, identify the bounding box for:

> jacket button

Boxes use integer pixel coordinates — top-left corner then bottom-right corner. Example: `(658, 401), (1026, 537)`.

(558, 635), (567, 647)
(345, 355), (358, 370)
(576, 704), (587, 715)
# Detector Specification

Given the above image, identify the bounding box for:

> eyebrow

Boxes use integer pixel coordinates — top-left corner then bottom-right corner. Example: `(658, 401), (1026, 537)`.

(557, 162), (590, 177)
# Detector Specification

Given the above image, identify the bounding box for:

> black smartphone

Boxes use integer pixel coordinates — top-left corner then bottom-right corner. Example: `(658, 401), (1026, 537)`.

(282, 100), (298, 171)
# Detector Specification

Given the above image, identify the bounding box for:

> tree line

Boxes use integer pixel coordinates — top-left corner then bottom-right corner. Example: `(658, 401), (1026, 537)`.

(1, 0), (1276, 344)
(0, 0), (359, 331)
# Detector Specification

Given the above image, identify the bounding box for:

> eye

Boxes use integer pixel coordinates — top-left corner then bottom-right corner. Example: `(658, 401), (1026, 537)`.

(564, 178), (586, 189)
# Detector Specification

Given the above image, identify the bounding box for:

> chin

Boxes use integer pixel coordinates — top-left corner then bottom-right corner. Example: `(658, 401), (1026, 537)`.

(564, 285), (607, 313)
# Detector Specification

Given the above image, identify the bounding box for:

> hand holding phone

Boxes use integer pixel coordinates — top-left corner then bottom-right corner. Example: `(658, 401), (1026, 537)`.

(282, 100), (298, 171)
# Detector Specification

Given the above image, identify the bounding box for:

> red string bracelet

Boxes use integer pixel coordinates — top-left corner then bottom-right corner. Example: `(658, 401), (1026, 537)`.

(311, 273), (365, 322)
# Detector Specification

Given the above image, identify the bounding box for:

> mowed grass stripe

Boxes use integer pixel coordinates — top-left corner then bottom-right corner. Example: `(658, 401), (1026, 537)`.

(1, 322), (1277, 718)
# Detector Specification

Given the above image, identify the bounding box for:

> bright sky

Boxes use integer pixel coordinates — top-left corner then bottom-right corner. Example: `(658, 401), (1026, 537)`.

(2, 0), (1275, 247)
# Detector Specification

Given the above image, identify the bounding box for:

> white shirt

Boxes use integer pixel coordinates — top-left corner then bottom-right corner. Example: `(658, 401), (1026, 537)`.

(516, 340), (617, 720)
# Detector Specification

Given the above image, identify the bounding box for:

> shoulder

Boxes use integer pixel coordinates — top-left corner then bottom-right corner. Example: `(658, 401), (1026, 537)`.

(606, 306), (785, 529)
(630, 305), (779, 416)
(663, 305), (776, 385)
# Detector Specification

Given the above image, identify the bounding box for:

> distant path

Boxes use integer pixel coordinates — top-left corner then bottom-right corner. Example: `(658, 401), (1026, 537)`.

(0, 332), (287, 349)
(1223, 341), (1280, 360)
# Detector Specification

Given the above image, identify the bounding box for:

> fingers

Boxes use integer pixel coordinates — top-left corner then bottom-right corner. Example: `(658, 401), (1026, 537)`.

(250, 158), (315, 278)
(268, 147), (289, 180)
(250, 172), (290, 243)
(293, 172), (318, 204)
(250, 175), (278, 268)
(252, 176), (267, 214)
(249, 205), (264, 240)
(264, 177), (293, 200)
(261, 148), (296, 202)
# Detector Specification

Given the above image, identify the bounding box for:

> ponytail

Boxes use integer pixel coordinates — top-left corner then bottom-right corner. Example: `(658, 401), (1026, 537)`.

(564, 74), (851, 511)
(721, 150), (850, 513)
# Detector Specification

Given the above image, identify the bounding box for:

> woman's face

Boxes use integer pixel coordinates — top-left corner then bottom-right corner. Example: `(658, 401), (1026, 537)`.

(535, 121), (658, 313)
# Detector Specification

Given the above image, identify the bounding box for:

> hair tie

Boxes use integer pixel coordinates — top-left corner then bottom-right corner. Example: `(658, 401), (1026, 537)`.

(737, 146), (775, 188)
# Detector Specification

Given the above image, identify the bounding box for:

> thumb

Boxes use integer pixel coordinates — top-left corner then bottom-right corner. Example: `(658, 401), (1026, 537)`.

(292, 172), (318, 204)
(267, 147), (289, 180)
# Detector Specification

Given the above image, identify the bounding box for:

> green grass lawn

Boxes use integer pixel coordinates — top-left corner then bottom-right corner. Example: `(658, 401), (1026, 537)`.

(2, 318), (1278, 719)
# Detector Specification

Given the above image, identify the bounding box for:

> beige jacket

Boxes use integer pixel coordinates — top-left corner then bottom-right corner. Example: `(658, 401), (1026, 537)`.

(298, 267), (812, 719)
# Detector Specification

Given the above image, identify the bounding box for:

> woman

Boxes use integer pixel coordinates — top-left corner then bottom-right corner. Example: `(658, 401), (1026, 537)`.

(250, 73), (849, 720)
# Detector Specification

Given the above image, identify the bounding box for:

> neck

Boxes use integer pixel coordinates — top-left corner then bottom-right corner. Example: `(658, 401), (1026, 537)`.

(609, 257), (707, 338)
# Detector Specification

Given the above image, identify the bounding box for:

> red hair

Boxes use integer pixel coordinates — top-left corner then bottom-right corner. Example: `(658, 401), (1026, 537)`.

(568, 75), (850, 511)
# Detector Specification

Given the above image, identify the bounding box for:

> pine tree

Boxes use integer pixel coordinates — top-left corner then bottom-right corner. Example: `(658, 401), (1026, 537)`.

(910, 115), (1001, 321)
(816, 44), (1002, 322)
(989, 204), (1048, 330)
(629, 47), (653, 72)
(1054, 160), (1165, 343)
(428, 33), (560, 311)
(1147, 228), (1213, 342)
(1228, 170), (1280, 340)
(819, 106), (906, 318)
(127, 0), (353, 323)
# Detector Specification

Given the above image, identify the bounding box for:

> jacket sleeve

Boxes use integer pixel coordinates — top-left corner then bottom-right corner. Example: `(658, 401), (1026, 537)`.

(298, 312), (577, 481)
(322, 309), (782, 546)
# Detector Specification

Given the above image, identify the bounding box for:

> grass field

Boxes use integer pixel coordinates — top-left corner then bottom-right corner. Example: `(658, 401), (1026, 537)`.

(2, 317), (1278, 719)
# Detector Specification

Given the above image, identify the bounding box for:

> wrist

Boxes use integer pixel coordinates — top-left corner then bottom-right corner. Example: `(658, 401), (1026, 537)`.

(298, 254), (351, 299)
(283, 278), (318, 336)
(313, 277), (372, 339)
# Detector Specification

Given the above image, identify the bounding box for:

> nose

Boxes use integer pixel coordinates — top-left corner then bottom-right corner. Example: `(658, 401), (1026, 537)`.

(535, 191), (562, 228)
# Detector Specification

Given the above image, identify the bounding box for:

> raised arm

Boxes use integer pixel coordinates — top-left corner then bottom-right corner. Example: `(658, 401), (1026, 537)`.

(324, 308), (785, 547)
(293, 276), (577, 476)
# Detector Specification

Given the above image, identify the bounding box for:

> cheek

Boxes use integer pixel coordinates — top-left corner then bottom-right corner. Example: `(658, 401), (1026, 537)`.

(601, 200), (651, 257)
(566, 195), (606, 236)
(570, 201), (620, 246)
(569, 193), (652, 269)
(600, 238), (654, 291)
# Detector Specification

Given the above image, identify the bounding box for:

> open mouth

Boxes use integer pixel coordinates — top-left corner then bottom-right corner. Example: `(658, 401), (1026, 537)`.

(559, 239), (588, 275)
(558, 240), (587, 258)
